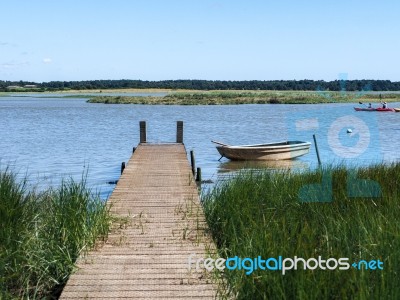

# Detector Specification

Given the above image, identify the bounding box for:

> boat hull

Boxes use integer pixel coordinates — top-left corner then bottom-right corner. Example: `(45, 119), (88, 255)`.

(216, 141), (311, 161)
(354, 107), (395, 112)
(376, 108), (395, 112)
(354, 107), (376, 111)
(394, 108), (400, 112)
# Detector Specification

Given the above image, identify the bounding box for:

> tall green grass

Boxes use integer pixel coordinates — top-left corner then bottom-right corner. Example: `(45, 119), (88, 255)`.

(0, 169), (112, 299)
(203, 164), (400, 299)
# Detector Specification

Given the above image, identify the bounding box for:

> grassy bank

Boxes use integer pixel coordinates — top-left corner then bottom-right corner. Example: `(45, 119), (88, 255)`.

(202, 164), (400, 299)
(87, 90), (400, 105)
(0, 170), (112, 299)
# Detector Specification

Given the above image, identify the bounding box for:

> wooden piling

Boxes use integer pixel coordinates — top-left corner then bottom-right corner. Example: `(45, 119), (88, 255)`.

(313, 134), (322, 165)
(121, 162), (126, 175)
(176, 121), (183, 143)
(140, 121), (146, 143)
(196, 167), (202, 182)
(190, 150), (196, 176)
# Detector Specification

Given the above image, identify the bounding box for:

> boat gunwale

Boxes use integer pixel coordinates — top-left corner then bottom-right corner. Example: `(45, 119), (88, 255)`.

(216, 141), (311, 150)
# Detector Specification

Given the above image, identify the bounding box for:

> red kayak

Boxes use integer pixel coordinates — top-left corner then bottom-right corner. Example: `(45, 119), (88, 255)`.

(354, 107), (395, 112)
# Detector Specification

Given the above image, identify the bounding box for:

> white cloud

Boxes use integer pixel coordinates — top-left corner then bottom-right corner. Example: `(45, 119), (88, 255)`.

(43, 58), (52, 64)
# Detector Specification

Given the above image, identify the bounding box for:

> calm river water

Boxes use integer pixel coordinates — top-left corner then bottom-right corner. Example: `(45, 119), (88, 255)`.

(1, 95), (399, 199)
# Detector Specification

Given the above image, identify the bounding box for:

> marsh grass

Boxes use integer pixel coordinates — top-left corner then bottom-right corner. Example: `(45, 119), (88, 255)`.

(202, 163), (400, 299)
(0, 169), (112, 299)
(87, 90), (400, 105)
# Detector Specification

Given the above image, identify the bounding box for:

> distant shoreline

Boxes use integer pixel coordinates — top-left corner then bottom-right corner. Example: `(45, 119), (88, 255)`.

(0, 88), (175, 95)
(3, 79), (400, 93)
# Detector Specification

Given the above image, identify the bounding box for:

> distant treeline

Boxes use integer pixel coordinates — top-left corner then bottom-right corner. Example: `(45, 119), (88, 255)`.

(1, 79), (400, 91)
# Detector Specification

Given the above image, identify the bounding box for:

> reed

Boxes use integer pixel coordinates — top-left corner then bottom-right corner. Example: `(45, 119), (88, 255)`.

(87, 90), (400, 105)
(202, 163), (400, 299)
(0, 169), (112, 299)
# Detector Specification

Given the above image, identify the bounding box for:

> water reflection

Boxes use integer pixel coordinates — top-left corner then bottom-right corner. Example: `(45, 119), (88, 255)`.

(218, 159), (309, 173)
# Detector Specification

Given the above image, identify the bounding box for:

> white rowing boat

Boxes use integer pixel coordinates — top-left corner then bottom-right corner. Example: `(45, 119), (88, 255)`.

(212, 140), (311, 161)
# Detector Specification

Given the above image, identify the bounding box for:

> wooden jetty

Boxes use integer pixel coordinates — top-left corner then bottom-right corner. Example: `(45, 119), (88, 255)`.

(61, 121), (218, 299)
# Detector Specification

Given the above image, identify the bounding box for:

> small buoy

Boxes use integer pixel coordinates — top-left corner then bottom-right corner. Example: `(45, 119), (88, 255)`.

(347, 129), (353, 133)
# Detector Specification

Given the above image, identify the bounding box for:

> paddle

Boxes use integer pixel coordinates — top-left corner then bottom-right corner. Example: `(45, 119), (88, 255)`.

(211, 140), (229, 146)
(359, 101), (374, 108)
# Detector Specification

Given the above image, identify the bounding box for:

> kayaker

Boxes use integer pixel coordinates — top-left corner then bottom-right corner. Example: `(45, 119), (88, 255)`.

(368, 103), (372, 108)
(382, 102), (387, 108)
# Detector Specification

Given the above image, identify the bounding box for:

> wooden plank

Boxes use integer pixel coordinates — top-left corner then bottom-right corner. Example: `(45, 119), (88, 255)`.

(60, 144), (217, 299)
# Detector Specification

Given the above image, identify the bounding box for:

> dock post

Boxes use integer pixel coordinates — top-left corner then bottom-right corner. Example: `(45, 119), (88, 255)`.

(313, 134), (322, 165)
(140, 121), (146, 143)
(176, 121), (183, 143)
(121, 162), (126, 174)
(190, 150), (196, 176)
(196, 167), (202, 182)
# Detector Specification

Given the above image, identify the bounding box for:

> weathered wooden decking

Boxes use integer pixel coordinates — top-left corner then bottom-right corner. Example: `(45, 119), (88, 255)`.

(61, 143), (217, 299)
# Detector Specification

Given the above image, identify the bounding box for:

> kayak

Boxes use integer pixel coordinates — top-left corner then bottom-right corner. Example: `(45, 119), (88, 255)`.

(354, 107), (375, 111)
(354, 107), (395, 112)
(394, 108), (400, 112)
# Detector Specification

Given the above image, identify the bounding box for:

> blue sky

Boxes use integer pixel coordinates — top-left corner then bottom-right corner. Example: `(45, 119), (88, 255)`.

(1, 0), (399, 82)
